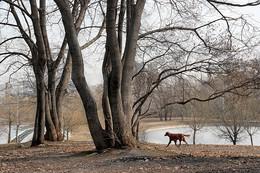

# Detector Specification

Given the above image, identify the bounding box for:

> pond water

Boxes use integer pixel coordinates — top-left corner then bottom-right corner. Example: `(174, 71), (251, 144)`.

(140, 126), (260, 146)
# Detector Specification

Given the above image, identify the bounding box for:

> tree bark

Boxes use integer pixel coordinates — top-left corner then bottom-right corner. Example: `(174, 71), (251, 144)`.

(55, 0), (146, 150)
(54, 0), (108, 150)
(102, 50), (115, 147)
(31, 65), (46, 146)
(30, 0), (47, 147)
(47, 67), (63, 141)
(106, 0), (137, 148)
(44, 92), (57, 141)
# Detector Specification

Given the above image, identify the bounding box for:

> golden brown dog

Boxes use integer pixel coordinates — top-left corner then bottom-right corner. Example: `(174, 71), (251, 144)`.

(164, 132), (190, 147)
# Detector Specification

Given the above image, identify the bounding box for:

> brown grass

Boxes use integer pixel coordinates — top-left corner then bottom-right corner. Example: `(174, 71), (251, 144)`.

(70, 118), (187, 141)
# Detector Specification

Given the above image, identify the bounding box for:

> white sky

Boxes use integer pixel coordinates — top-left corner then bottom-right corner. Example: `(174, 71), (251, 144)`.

(0, 1), (260, 87)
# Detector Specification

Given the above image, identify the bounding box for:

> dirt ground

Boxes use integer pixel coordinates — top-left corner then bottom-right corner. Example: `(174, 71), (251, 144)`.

(1, 119), (260, 172)
(1, 140), (260, 173)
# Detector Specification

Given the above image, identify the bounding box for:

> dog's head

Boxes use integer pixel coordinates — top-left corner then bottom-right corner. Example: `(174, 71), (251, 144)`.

(164, 132), (169, 136)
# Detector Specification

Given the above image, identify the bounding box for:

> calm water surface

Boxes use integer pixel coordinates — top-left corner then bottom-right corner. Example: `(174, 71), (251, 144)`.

(141, 126), (260, 146)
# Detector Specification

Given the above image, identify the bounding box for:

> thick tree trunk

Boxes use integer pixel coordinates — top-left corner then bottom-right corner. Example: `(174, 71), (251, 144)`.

(106, 0), (136, 148)
(121, 0), (146, 143)
(48, 68), (63, 141)
(30, 0), (47, 147)
(31, 68), (46, 146)
(55, 0), (146, 150)
(102, 51), (115, 147)
(54, 0), (108, 150)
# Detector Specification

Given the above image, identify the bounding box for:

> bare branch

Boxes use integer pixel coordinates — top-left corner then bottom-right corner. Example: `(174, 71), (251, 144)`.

(207, 0), (260, 7)
(0, 36), (23, 46)
(2, 0), (31, 18)
(139, 77), (254, 119)
(0, 52), (31, 63)
(80, 20), (106, 50)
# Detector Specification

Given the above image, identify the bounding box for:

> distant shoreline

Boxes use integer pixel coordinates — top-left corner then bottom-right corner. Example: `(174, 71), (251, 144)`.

(139, 118), (188, 133)
(144, 125), (189, 133)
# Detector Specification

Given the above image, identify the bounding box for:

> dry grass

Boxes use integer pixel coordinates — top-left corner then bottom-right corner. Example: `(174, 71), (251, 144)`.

(69, 124), (91, 141)
(70, 118), (187, 141)
(139, 118), (187, 132)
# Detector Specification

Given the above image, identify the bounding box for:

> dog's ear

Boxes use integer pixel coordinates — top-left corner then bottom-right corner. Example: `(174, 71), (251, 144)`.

(164, 132), (168, 136)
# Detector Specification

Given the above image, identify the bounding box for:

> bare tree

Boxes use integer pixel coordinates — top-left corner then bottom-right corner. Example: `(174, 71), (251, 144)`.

(1, 0), (258, 149)
(52, 0), (260, 150)
(62, 95), (85, 140)
(241, 97), (260, 145)
(0, 0), (105, 146)
(214, 95), (246, 145)
(185, 101), (210, 145)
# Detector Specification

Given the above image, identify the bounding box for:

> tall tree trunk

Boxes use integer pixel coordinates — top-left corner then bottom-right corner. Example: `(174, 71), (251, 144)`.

(56, 53), (71, 139)
(54, 0), (88, 141)
(55, 0), (146, 150)
(106, 0), (136, 148)
(31, 67), (46, 146)
(121, 0), (145, 144)
(102, 50), (115, 147)
(121, 0), (146, 141)
(48, 68), (63, 141)
(30, 0), (47, 147)
(54, 0), (108, 150)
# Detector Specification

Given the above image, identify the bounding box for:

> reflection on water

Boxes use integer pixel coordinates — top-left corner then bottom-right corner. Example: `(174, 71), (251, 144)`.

(140, 126), (260, 146)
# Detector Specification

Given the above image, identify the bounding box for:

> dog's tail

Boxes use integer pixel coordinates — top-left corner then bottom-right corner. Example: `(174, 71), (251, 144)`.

(184, 134), (190, 137)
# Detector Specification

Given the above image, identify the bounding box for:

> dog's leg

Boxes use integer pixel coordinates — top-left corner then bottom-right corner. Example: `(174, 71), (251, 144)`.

(166, 140), (171, 147)
(183, 137), (189, 145)
(174, 140), (181, 147)
(177, 140), (181, 147)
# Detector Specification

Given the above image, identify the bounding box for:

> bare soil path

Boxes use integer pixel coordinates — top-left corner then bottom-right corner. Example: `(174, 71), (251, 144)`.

(1, 141), (260, 173)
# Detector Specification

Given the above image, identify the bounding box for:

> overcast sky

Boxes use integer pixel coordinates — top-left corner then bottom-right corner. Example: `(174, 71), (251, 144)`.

(0, 1), (260, 87)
